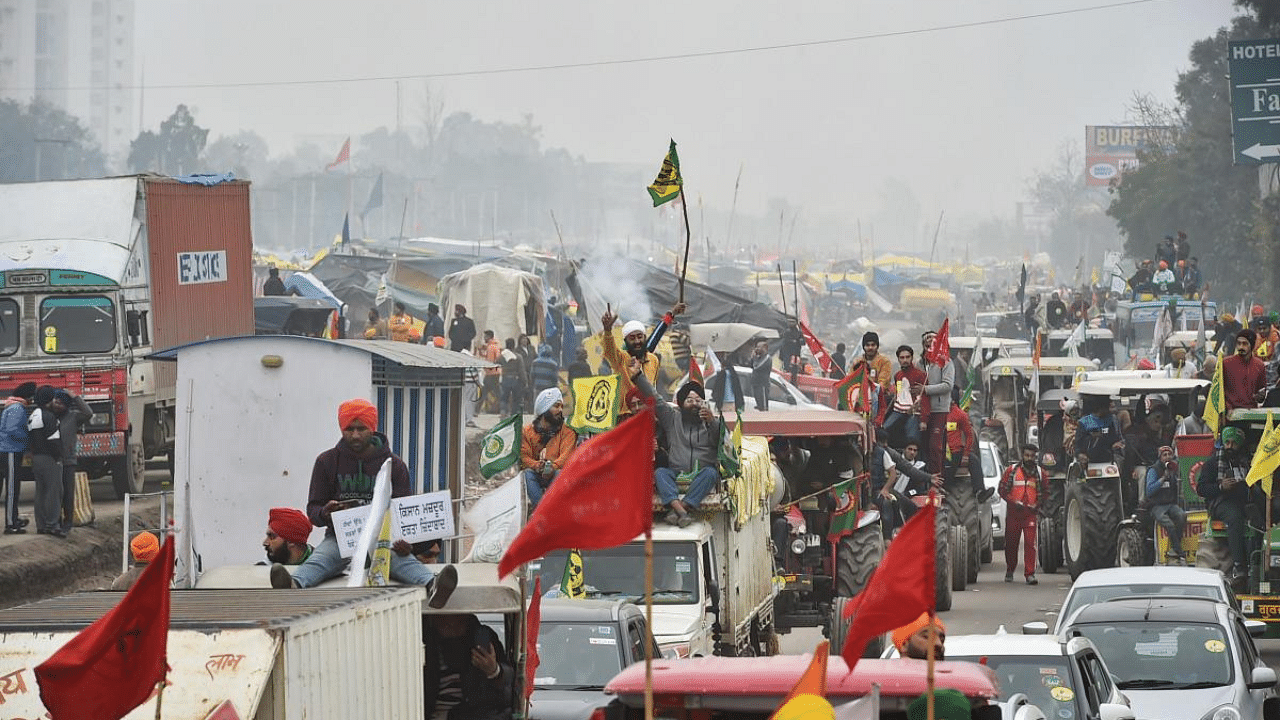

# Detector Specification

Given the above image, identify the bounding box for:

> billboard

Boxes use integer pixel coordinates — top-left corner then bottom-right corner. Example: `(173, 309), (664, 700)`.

(1084, 125), (1176, 187)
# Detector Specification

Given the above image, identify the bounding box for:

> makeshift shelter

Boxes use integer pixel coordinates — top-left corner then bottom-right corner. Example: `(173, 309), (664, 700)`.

(440, 263), (546, 344)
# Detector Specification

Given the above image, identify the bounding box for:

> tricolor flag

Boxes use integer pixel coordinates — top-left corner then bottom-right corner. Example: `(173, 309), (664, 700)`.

(326, 137), (351, 171)
(479, 414), (523, 479)
(647, 139), (683, 207)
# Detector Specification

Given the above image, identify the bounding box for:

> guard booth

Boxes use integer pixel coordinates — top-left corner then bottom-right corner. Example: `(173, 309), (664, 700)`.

(152, 336), (492, 588)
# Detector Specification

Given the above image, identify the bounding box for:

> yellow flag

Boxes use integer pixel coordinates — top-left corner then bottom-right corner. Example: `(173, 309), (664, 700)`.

(1203, 349), (1225, 433)
(647, 139), (683, 207)
(366, 510), (394, 586)
(568, 373), (621, 434)
(560, 548), (586, 599)
(1246, 413), (1280, 495)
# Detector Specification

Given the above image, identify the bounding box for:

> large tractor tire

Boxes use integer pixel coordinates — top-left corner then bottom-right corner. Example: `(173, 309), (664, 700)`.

(950, 525), (968, 592)
(1117, 525), (1153, 567)
(935, 507), (953, 612)
(1039, 513), (1063, 575)
(1064, 479), (1121, 580)
(1196, 535), (1233, 575)
(944, 479), (982, 584)
(110, 442), (147, 499)
(836, 525), (885, 598)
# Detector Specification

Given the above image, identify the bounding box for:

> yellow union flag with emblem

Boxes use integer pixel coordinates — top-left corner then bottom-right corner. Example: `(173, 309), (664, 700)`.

(569, 374), (621, 434)
(1203, 349), (1225, 433)
(1246, 412), (1280, 496)
(560, 548), (586, 599)
(647, 139), (683, 207)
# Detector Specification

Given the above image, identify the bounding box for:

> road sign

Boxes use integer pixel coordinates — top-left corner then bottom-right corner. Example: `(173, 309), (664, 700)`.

(1228, 38), (1280, 165)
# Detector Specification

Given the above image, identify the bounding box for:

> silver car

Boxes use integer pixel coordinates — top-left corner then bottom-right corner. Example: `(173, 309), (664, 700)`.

(1054, 566), (1238, 635)
(700, 367), (831, 412)
(1064, 598), (1278, 720)
(980, 440), (1005, 549)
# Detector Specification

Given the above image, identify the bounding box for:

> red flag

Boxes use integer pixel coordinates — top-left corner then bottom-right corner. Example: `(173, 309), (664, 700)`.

(834, 361), (870, 412)
(798, 322), (832, 374)
(36, 535), (175, 719)
(689, 355), (705, 387)
(498, 410), (655, 578)
(840, 502), (935, 668)
(326, 137), (350, 171)
(525, 576), (542, 700)
(924, 318), (950, 367)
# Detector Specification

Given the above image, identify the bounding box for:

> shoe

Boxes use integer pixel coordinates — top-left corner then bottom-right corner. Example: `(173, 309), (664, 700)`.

(1026, 574), (1038, 585)
(976, 487), (995, 503)
(664, 510), (680, 526)
(16, 518), (29, 528)
(3, 526), (24, 535)
(428, 564), (458, 609)
(1005, 572), (1014, 583)
(677, 513), (693, 528)
(35, 528), (47, 535)
(49, 529), (67, 539)
(269, 563), (294, 589)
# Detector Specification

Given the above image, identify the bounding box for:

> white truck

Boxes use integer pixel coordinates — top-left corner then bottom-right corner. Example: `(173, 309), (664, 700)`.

(532, 434), (778, 658)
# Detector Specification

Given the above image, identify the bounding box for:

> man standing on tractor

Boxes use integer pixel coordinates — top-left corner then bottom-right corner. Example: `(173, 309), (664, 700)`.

(999, 444), (1049, 585)
(920, 329), (955, 474)
(1223, 329), (1267, 414)
(945, 403), (993, 502)
(1197, 426), (1251, 587)
(1143, 446), (1187, 563)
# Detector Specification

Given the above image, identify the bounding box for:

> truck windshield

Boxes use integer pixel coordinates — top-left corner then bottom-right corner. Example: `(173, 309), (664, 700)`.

(533, 621), (625, 689)
(0, 299), (17, 356)
(41, 296), (115, 354)
(534, 542), (700, 605)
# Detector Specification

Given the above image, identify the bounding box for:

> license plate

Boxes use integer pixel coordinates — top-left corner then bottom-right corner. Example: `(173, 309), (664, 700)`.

(1240, 595), (1280, 622)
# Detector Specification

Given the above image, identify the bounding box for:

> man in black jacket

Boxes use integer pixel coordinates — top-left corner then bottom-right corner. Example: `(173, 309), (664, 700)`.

(1198, 427), (1252, 585)
(424, 613), (513, 720)
(448, 304), (477, 352)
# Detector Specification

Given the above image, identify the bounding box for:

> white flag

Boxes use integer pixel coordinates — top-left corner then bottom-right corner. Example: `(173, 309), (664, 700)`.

(704, 344), (723, 377)
(347, 458), (393, 587)
(375, 272), (389, 305)
(1064, 319), (1087, 357)
(461, 474), (524, 563)
(833, 693), (877, 720)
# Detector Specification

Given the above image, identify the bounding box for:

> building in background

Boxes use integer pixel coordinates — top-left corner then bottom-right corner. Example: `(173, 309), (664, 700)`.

(0, 0), (135, 166)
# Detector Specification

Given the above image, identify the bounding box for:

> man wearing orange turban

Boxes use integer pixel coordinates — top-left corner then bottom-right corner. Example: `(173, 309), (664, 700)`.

(264, 507), (315, 566)
(111, 531), (159, 590)
(892, 612), (946, 660)
(270, 399), (457, 609)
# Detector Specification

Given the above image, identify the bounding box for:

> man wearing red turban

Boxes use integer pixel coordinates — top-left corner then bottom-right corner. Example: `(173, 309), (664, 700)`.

(263, 507), (315, 566)
(269, 398), (457, 608)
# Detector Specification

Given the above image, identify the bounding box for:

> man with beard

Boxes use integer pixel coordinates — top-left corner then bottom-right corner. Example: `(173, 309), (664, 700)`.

(999, 444), (1049, 585)
(1198, 427), (1252, 586)
(270, 398), (458, 606)
(919, 330), (955, 474)
(633, 364), (720, 528)
(520, 388), (577, 508)
(601, 305), (683, 398)
(892, 612), (946, 660)
(1045, 292), (1068, 329)
(262, 507), (314, 566)
(1223, 329), (1267, 414)
(854, 331), (894, 393)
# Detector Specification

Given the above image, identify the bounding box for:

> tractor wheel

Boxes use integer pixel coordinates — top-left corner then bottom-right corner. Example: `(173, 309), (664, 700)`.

(944, 479), (982, 584)
(1064, 479), (1121, 580)
(830, 597), (851, 658)
(1039, 514), (1063, 575)
(110, 442), (147, 499)
(836, 525), (884, 598)
(950, 525), (968, 592)
(935, 506), (953, 612)
(1196, 535), (1233, 575)
(1117, 525), (1153, 567)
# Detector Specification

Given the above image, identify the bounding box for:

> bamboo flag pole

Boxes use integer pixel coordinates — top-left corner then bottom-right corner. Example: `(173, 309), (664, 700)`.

(777, 264), (789, 318)
(644, 529), (655, 720)
(926, 612), (937, 720)
(678, 189), (693, 304)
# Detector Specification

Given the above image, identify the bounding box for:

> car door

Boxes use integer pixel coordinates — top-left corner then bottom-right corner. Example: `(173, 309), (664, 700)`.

(1074, 651), (1105, 719)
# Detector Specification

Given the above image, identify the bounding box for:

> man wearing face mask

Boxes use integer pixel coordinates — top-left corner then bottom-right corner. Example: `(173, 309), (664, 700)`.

(1198, 427), (1252, 586)
(633, 363), (720, 528)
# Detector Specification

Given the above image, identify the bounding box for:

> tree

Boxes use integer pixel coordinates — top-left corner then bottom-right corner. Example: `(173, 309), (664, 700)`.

(0, 99), (106, 183)
(128, 104), (209, 175)
(202, 130), (270, 179)
(1028, 141), (1119, 280)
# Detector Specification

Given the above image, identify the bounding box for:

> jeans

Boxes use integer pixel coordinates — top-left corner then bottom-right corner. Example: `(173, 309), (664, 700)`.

(882, 411), (921, 446)
(655, 466), (719, 509)
(1211, 499), (1248, 568)
(524, 469), (557, 508)
(4, 451), (22, 528)
(291, 532), (439, 588)
(1151, 503), (1187, 554)
(60, 462), (77, 530)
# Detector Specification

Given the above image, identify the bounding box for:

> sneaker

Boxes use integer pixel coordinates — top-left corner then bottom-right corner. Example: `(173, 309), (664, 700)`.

(1026, 574), (1038, 585)
(664, 510), (680, 526)
(269, 563), (294, 589)
(677, 513), (693, 528)
(3, 526), (25, 535)
(1005, 572), (1014, 583)
(49, 529), (67, 539)
(428, 564), (459, 609)
(16, 518), (29, 528)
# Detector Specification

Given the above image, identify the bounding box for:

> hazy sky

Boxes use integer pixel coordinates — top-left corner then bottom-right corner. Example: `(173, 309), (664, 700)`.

(134, 0), (1240, 231)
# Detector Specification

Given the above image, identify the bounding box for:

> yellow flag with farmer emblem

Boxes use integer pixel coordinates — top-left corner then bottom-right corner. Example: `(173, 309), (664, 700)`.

(569, 374), (621, 434)
(560, 548), (586, 599)
(366, 510), (394, 587)
(1204, 350), (1225, 433)
(1247, 412), (1280, 496)
(647, 139), (683, 207)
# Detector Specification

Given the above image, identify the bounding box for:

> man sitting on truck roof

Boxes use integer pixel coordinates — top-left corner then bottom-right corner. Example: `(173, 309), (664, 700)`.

(521, 388), (577, 509)
(262, 507), (314, 566)
(269, 398), (458, 607)
(632, 361), (720, 528)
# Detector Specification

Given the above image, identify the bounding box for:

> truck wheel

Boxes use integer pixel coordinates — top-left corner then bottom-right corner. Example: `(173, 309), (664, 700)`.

(936, 507), (953, 612)
(944, 479), (982, 584)
(1064, 479), (1120, 580)
(110, 443), (147, 499)
(980, 503), (994, 564)
(1196, 535), (1233, 574)
(1039, 514), (1063, 575)
(950, 525), (967, 591)
(835, 525), (884, 597)
(830, 596), (851, 657)
(1117, 525), (1152, 567)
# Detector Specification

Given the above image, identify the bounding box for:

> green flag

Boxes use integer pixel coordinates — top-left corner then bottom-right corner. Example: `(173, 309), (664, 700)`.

(825, 478), (858, 541)
(719, 410), (743, 477)
(647, 139), (683, 207)
(560, 549), (585, 599)
(479, 414), (522, 478)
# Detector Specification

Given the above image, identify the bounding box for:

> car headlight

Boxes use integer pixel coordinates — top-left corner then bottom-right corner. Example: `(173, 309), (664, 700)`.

(660, 643), (690, 659)
(790, 539), (807, 555)
(1200, 705), (1241, 720)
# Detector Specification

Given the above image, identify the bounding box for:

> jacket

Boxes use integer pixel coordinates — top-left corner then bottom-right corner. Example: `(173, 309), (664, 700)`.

(636, 374), (717, 474)
(423, 617), (514, 720)
(307, 433), (411, 531)
(920, 358), (954, 413)
(999, 462), (1048, 508)
(531, 346), (560, 392)
(750, 351), (773, 387)
(425, 313), (445, 340)
(1197, 448), (1250, 506)
(520, 419), (577, 471)
(56, 394), (93, 462)
(0, 398), (28, 453)
(27, 407), (61, 458)
(1145, 464), (1180, 506)
(857, 352), (894, 391)
(945, 405), (976, 458)
(602, 329), (660, 398)
(448, 315), (477, 352)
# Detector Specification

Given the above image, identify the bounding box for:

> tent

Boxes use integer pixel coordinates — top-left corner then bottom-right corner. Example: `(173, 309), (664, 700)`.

(440, 263), (546, 344)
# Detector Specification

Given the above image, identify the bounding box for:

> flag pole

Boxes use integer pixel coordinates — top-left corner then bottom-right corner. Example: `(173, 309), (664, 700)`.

(777, 264), (789, 318)
(644, 529), (655, 720)
(521, 573), (531, 720)
(925, 611), (937, 720)
(154, 678), (165, 720)
(1267, 413), (1273, 581)
(678, 189), (692, 304)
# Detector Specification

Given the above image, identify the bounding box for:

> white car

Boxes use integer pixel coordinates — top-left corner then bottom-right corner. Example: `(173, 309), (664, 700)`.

(699, 367), (831, 412)
(980, 440), (1005, 549)
(1054, 566), (1238, 634)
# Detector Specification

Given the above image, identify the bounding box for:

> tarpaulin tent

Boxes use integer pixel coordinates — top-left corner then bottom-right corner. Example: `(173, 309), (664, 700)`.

(440, 263), (545, 344)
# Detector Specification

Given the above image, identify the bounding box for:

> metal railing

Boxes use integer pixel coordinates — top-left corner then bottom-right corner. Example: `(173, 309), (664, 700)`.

(121, 489), (172, 573)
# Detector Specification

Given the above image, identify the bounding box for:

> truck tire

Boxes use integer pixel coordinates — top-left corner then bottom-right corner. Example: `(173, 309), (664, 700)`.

(1196, 535), (1233, 575)
(835, 525), (884, 597)
(829, 596), (885, 659)
(1117, 525), (1152, 567)
(944, 478), (982, 584)
(936, 507), (953, 612)
(1039, 514), (1063, 575)
(110, 443), (147, 499)
(950, 525), (967, 592)
(1064, 479), (1120, 580)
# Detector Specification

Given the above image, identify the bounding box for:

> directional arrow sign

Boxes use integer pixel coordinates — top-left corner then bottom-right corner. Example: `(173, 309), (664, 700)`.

(1228, 38), (1280, 165)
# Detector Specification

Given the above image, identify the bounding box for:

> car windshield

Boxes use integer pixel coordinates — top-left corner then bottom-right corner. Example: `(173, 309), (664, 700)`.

(1061, 584), (1223, 627)
(949, 656), (1079, 715)
(1071, 622), (1233, 690)
(40, 296), (115, 354)
(533, 620), (624, 689)
(533, 543), (700, 605)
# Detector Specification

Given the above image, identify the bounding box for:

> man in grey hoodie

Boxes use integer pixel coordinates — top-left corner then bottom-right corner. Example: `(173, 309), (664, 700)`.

(919, 329), (955, 474)
(50, 389), (92, 534)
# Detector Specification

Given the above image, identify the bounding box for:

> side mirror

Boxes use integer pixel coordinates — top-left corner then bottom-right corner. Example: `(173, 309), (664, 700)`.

(1246, 619), (1268, 638)
(1249, 666), (1278, 690)
(1021, 621), (1049, 635)
(1099, 702), (1137, 720)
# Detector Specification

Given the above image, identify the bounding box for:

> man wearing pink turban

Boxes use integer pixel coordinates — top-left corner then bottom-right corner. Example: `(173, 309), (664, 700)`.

(269, 398), (457, 608)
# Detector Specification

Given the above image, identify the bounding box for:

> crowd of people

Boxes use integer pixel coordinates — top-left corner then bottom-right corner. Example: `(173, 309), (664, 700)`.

(3, 381), (92, 538)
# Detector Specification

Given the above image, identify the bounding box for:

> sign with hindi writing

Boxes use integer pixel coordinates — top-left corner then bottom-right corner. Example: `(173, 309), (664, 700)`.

(391, 490), (455, 544)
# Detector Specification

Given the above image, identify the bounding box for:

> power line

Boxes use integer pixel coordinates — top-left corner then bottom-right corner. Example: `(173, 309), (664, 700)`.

(22, 0), (1165, 93)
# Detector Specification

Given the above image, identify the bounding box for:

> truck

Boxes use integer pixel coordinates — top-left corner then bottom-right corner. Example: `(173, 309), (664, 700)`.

(532, 434), (778, 658)
(0, 176), (255, 496)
